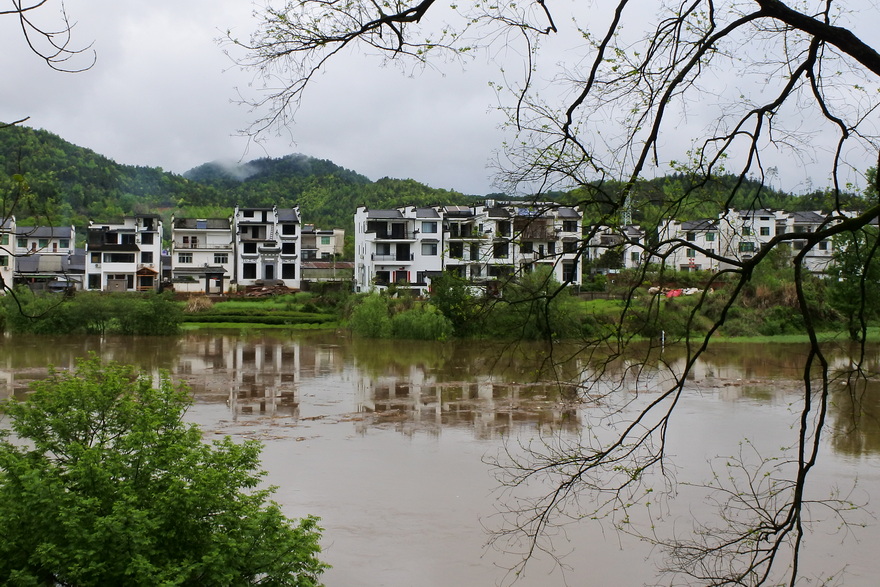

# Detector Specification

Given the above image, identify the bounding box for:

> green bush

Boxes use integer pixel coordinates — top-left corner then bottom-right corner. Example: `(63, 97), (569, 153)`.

(0, 355), (327, 584)
(390, 305), (454, 340)
(1, 290), (181, 335)
(349, 293), (392, 338)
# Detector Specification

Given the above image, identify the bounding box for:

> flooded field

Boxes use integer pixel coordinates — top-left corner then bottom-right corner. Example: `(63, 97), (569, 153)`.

(1, 332), (879, 585)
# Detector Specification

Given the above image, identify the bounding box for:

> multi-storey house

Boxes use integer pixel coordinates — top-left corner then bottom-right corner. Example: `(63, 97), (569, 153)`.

(354, 203), (583, 294)
(234, 206), (301, 289)
(584, 224), (647, 272)
(780, 210), (835, 273)
(301, 225), (345, 261)
(85, 215), (162, 292)
(716, 209), (777, 267)
(443, 205), (485, 281)
(354, 207), (444, 293)
(657, 219), (720, 271)
(13, 224), (82, 290)
(170, 216), (235, 293)
(0, 217), (15, 290)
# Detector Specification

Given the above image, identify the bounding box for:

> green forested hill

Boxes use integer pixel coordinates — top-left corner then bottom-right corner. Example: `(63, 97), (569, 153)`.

(1, 124), (870, 240)
(0, 125), (474, 232)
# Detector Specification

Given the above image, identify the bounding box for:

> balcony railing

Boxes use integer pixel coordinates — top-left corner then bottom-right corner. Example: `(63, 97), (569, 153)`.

(371, 231), (416, 240)
(372, 253), (414, 262)
(174, 242), (233, 250)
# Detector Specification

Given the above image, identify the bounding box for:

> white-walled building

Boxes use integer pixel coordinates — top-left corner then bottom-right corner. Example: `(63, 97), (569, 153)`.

(170, 216), (235, 294)
(301, 225), (345, 261)
(583, 224), (647, 272)
(354, 203), (583, 294)
(234, 206), (301, 289)
(657, 219), (721, 271)
(0, 217), (15, 291)
(658, 209), (838, 274)
(85, 215), (162, 292)
(13, 225), (82, 290)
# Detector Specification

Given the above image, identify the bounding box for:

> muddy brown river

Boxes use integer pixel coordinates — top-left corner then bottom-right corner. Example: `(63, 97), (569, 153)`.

(1, 332), (879, 586)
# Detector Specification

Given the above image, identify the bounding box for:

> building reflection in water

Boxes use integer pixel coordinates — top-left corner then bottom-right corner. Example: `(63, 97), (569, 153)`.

(2, 333), (880, 452)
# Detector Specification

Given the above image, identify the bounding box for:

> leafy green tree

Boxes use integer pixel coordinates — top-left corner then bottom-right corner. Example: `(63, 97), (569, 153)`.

(0, 356), (327, 586)
(828, 227), (880, 341)
(428, 272), (485, 337)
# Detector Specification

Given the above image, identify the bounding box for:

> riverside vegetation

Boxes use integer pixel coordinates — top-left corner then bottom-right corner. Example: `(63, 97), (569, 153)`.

(2, 238), (877, 341)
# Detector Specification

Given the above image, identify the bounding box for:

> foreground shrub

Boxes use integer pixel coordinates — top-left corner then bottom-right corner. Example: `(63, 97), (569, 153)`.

(349, 293), (392, 337)
(0, 355), (327, 585)
(390, 305), (454, 340)
(1, 290), (182, 335)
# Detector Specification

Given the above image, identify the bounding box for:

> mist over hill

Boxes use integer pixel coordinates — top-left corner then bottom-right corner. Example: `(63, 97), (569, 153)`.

(0, 125), (473, 230)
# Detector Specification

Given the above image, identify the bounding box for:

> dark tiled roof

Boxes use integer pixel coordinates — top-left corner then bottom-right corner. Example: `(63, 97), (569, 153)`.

(367, 209), (404, 219)
(416, 207), (441, 218)
(790, 210), (825, 224)
(277, 208), (300, 222)
(680, 219), (718, 231)
(15, 226), (73, 238)
(174, 218), (230, 230)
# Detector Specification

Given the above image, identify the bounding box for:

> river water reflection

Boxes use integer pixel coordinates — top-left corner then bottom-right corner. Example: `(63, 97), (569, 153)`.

(1, 332), (879, 585)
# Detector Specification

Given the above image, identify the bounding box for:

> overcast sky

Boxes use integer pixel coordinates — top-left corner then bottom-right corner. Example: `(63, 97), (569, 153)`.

(1, 1), (878, 197)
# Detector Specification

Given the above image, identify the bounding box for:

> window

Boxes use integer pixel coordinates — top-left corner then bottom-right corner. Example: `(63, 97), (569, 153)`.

(17, 238), (26, 248)
(686, 248), (697, 258)
(141, 251), (153, 263)
(0, 234), (7, 245)
(793, 241), (805, 250)
(121, 234), (136, 245)
(60, 239), (69, 248)
(282, 263), (296, 279)
(0, 255), (7, 267)
(493, 242), (509, 258)
(562, 220), (578, 232)
(282, 242), (296, 255)
(104, 253), (135, 263)
(90, 252), (101, 263)
(548, 241), (556, 255)
(282, 224), (296, 235)
(760, 226), (770, 236)
(141, 233), (154, 245)
(686, 232), (696, 242)
(818, 240), (828, 251)
(421, 242), (438, 256)
(38, 239), (49, 249)
(739, 242), (755, 253)
(742, 226), (752, 236)
(377, 243), (391, 256)
(706, 232), (716, 242)
(243, 210), (254, 218)
(178, 253), (193, 264)
(521, 241), (533, 253)
(88, 274), (101, 289)
(243, 242), (257, 254)
(214, 253), (229, 264)
(243, 263), (257, 279)
(321, 236), (331, 245)
(497, 222), (511, 237)
(563, 241), (577, 253)
(449, 242), (464, 258)
(631, 251), (640, 262)
(422, 221), (438, 233)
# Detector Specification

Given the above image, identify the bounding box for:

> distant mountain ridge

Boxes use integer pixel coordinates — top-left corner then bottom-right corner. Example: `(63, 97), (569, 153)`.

(0, 125), (473, 231)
